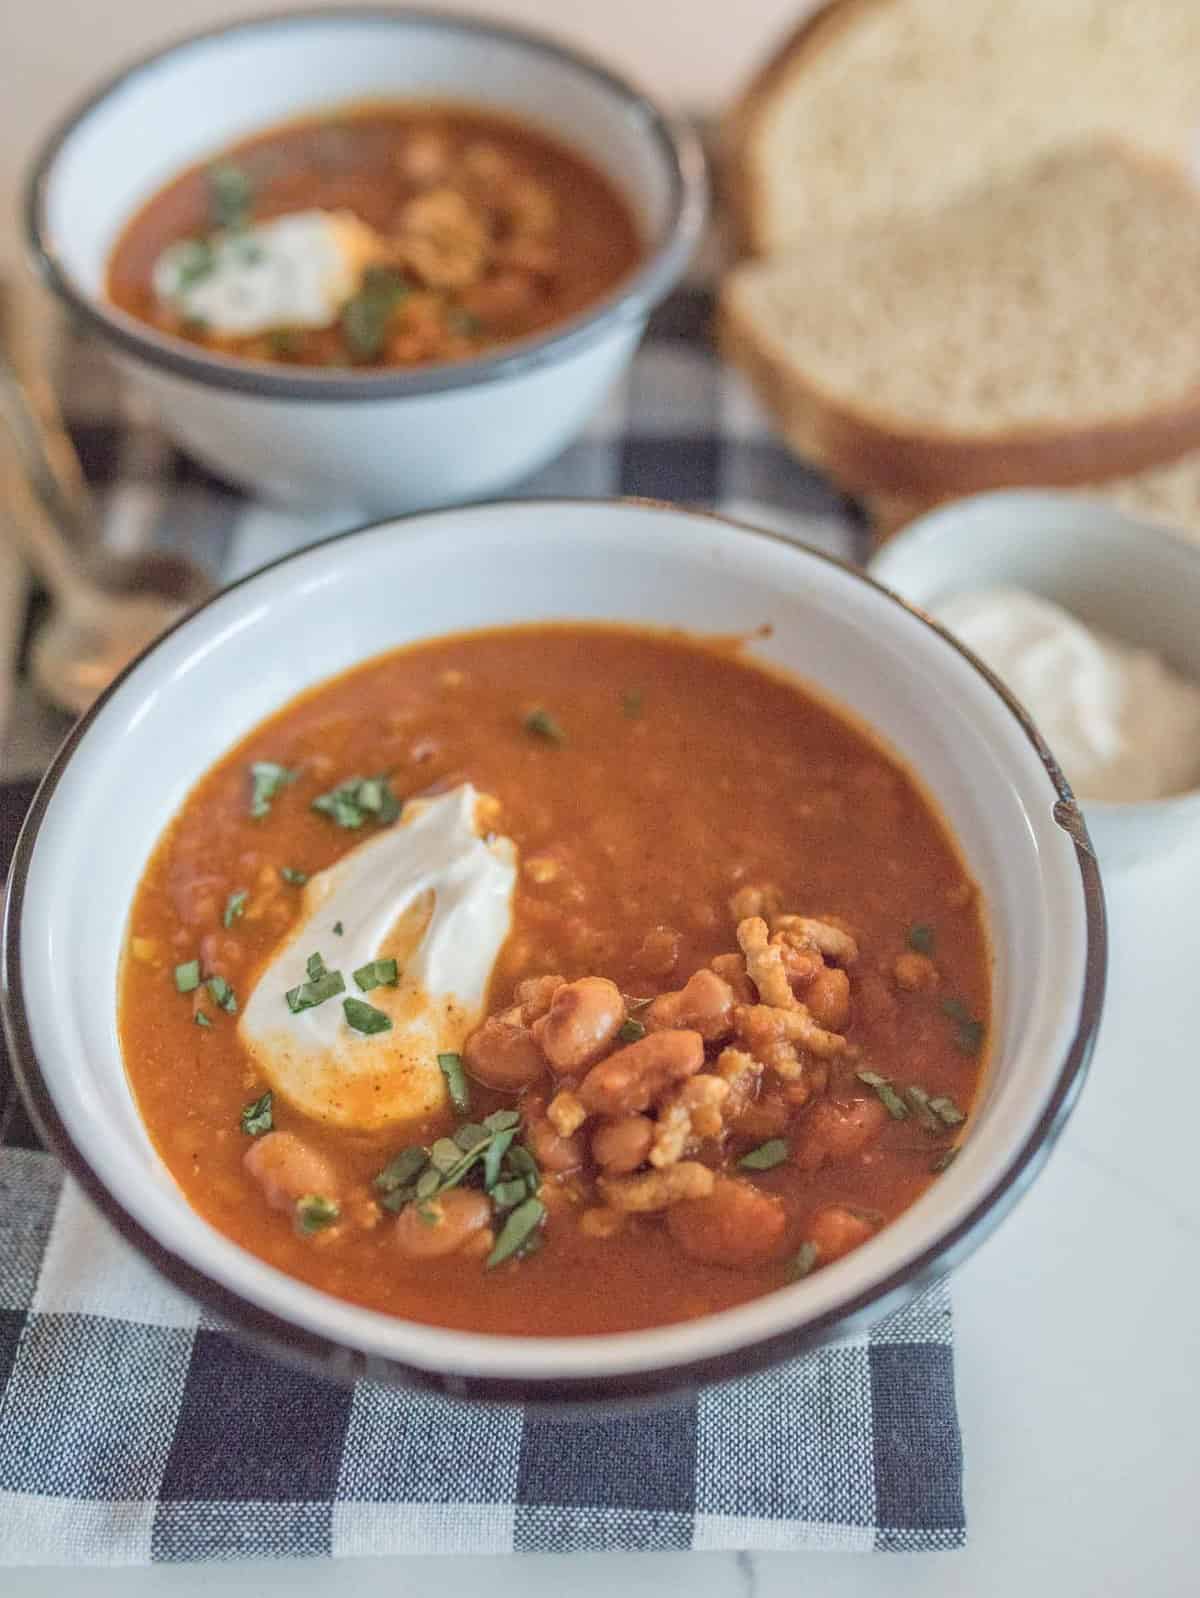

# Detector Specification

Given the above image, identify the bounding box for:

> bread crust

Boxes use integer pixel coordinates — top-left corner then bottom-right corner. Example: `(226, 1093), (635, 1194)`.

(723, 0), (895, 258)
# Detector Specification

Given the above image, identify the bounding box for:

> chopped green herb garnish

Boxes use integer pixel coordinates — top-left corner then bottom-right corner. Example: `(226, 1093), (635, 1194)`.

(354, 958), (399, 992)
(306, 951), (327, 983)
(929, 1095), (966, 1126)
(332, 921), (344, 936)
(280, 866), (309, 886)
(344, 996), (392, 1035)
(931, 1147), (960, 1174)
(249, 761), (296, 819)
(234, 236), (265, 265)
(482, 1128), (517, 1190)
(902, 1083), (942, 1133)
(447, 307), (482, 336)
(505, 1145), (538, 1180)
(172, 237), (216, 291)
(739, 1138), (790, 1171)
(620, 688), (644, 718)
(295, 1194), (339, 1234)
(268, 328), (301, 359)
(240, 1090), (273, 1137)
(484, 1108), (521, 1134)
(209, 163), (253, 230)
(437, 1051), (471, 1114)
(285, 966), (345, 1013)
(223, 889), (248, 928)
(907, 922), (936, 955)
(787, 1241), (820, 1280)
(453, 1122), (490, 1153)
(523, 707), (565, 745)
(618, 1016), (647, 1044)
(375, 1109), (532, 1214)
(856, 1069), (909, 1120)
(194, 1010), (213, 1028)
(414, 1167), (442, 1200)
(486, 1196), (546, 1269)
(342, 266), (409, 360)
(374, 1146), (429, 1194)
(488, 1178), (529, 1211)
(940, 997), (985, 1054)
(206, 975), (238, 1014)
(174, 959), (201, 994)
(429, 1136), (464, 1173)
(311, 773), (401, 830)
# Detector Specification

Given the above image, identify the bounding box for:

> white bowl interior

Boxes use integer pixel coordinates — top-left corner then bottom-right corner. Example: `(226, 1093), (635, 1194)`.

(870, 490), (1200, 681)
(44, 13), (676, 301)
(15, 502), (1093, 1382)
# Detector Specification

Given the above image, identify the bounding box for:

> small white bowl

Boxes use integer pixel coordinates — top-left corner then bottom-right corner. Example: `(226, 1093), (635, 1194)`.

(1, 499), (1104, 1405)
(870, 490), (1200, 872)
(25, 10), (705, 515)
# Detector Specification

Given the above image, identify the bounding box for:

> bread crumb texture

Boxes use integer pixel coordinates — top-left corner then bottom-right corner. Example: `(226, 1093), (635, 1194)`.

(727, 143), (1200, 436)
(747, 0), (1200, 246)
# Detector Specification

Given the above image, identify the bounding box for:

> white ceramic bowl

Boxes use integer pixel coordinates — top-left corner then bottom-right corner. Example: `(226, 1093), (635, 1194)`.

(869, 490), (1200, 872)
(1, 500), (1105, 1405)
(25, 10), (706, 515)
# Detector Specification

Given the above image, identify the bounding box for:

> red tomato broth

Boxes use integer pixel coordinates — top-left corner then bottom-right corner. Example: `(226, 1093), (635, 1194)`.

(106, 102), (643, 369)
(119, 625), (990, 1336)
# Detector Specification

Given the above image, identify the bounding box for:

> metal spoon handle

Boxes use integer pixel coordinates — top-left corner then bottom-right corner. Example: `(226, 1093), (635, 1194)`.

(0, 282), (92, 547)
(1, 441), (94, 612)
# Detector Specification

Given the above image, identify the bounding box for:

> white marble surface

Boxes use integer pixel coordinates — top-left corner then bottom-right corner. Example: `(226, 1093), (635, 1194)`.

(7, 824), (1199, 1592)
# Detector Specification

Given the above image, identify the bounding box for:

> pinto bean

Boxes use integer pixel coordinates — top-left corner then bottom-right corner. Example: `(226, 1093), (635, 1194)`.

(807, 1204), (879, 1263)
(532, 977), (626, 1071)
(577, 1029), (704, 1117)
(592, 1114), (654, 1175)
(394, 1189), (492, 1259)
(666, 1175), (788, 1268)
(463, 1016), (547, 1091)
(244, 1133), (338, 1215)
(805, 966), (851, 1031)
(523, 1099), (586, 1172)
(793, 1096), (889, 1173)
(644, 970), (735, 1042)
(512, 974), (565, 1023)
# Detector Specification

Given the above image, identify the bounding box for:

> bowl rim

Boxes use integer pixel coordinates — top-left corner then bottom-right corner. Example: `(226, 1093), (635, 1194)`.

(0, 498), (1108, 1406)
(24, 5), (707, 404)
(869, 486), (1200, 819)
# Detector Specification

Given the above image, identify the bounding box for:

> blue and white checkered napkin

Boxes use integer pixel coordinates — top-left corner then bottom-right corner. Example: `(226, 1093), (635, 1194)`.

(0, 274), (964, 1564)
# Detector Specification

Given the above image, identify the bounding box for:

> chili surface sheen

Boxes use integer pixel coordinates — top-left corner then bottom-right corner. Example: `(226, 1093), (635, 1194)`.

(119, 625), (990, 1335)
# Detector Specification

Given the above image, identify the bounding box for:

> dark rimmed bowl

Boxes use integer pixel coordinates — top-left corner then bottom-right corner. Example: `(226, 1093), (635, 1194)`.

(26, 8), (707, 513)
(1, 499), (1105, 1407)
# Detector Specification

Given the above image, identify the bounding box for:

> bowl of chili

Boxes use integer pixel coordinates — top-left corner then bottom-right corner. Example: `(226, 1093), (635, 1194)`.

(25, 10), (706, 514)
(1, 499), (1106, 1406)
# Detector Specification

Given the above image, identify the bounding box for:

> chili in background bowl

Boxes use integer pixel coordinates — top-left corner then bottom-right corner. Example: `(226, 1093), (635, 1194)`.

(0, 499), (1105, 1407)
(25, 9), (706, 514)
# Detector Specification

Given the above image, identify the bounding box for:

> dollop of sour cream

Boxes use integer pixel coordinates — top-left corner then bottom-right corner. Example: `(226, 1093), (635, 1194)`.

(239, 785), (516, 1131)
(931, 586), (1200, 803)
(153, 209), (381, 336)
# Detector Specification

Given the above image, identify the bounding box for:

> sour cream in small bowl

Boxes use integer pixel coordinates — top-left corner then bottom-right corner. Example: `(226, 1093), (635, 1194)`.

(869, 491), (1200, 871)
